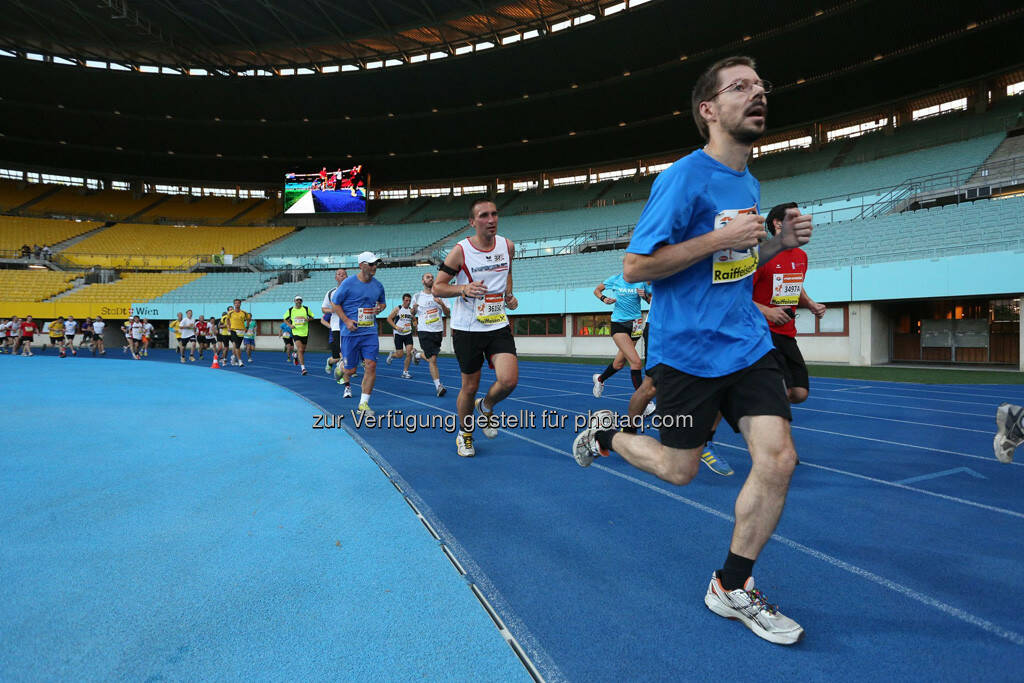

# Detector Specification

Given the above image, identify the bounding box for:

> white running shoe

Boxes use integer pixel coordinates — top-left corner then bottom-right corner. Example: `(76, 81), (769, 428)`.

(643, 400), (657, 417)
(325, 358), (332, 375)
(571, 409), (615, 467)
(386, 352), (393, 366)
(180, 357), (185, 363)
(592, 373), (604, 398)
(475, 398), (498, 438)
(994, 403), (1024, 463)
(456, 432), (475, 457)
(436, 385), (447, 397)
(413, 351), (421, 365)
(704, 573), (804, 645)
(401, 371), (412, 379)
(357, 402), (374, 416)
(342, 384), (353, 398)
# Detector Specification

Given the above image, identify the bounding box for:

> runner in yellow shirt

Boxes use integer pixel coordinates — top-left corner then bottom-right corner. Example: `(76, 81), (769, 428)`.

(227, 298), (251, 367)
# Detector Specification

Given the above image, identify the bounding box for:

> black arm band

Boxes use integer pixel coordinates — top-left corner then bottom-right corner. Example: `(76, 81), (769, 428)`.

(438, 263), (458, 276)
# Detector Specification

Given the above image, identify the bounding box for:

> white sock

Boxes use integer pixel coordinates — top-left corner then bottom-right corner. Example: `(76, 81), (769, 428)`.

(433, 378), (441, 388)
(360, 393), (370, 404)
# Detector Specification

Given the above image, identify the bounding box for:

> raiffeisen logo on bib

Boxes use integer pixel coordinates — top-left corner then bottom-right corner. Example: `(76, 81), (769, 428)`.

(711, 206), (759, 284)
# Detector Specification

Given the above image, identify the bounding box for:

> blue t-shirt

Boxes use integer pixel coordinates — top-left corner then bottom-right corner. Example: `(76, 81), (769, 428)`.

(331, 275), (386, 337)
(626, 149), (772, 377)
(602, 273), (650, 323)
(280, 322), (291, 335)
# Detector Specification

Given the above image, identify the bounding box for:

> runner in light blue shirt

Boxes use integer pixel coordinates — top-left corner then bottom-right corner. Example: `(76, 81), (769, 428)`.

(591, 273), (650, 401)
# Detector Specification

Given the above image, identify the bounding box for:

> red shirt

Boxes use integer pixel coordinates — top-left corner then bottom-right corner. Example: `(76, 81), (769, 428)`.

(20, 321), (38, 336)
(195, 321), (208, 336)
(751, 248), (808, 338)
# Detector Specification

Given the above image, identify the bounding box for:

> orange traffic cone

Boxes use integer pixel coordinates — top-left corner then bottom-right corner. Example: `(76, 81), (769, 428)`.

(211, 355), (220, 369)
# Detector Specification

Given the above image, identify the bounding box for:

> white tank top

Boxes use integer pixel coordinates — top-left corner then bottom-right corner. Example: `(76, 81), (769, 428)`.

(394, 306), (413, 334)
(451, 235), (511, 332)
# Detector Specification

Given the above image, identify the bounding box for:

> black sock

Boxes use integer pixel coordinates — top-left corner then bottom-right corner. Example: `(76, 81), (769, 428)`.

(630, 369), (642, 390)
(718, 551), (755, 590)
(595, 429), (616, 452)
(621, 425), (638, 435)
(597, 363), (619, 383)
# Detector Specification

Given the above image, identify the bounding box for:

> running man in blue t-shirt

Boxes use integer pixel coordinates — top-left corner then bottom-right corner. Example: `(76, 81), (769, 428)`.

(572, 56), (813, 646)
(591, 272), (650, 401)
(331, 251), (386, 415)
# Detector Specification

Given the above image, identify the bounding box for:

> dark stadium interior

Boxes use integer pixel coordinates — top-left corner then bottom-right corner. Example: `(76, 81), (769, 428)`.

(0, 0), (1022, 183)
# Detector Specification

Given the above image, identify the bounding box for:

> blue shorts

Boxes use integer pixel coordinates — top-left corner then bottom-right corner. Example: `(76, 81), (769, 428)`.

(342, 334), (379, 370)
(243, 337), (255, 346)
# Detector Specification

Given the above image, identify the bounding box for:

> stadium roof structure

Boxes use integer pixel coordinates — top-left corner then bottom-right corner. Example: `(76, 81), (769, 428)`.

(0, 0), (653, 71)
(0, 0), (1022, 184)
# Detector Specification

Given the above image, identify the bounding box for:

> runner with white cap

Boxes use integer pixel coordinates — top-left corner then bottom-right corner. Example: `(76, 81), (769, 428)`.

(332, 251), (387, 414)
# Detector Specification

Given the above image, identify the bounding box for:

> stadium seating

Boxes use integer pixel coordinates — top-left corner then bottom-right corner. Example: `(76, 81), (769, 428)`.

(0, 180), (51, 212)
(56, 272), (203, 304)
(760, 134), (1005, 210)
(257, 222), (465, 268)
(28, 187), (158, 221)
(62, 223), (293, 268)
(0, 216), (99, 256)
(138, 195), (269, 225)
(228, 198), (280, 225)
(146, 272), (277, 303)
(0, 270), (78, 302)
(802, 195), (1024, 267)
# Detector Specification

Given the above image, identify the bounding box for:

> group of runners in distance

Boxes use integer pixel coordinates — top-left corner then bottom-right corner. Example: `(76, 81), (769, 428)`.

(0, 315), (107, 356)
(10, 55), (1023, 650)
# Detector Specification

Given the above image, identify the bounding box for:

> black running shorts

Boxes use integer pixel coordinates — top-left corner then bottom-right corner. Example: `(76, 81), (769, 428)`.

(393, 333), (413, 349)
(648, 351), (792, 449)
(418, 331), (443, 359)
(452, 326), (516, 375)
(771, 332), (809, 390)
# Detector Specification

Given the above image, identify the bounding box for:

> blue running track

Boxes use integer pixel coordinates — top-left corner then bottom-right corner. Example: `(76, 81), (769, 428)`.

(3, 349), (1022, 681)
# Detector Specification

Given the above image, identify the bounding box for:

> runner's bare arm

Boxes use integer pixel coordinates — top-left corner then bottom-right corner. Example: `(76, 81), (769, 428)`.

(799, 288), (826, 317)
(760, 213), (813, 264)
(433, 245), (484, 298)
(623, 213), (765, 281)
(505, 240), (518, 310)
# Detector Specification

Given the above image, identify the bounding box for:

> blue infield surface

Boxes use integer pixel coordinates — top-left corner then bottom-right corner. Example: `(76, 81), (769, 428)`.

(3, 348), (1022, 682)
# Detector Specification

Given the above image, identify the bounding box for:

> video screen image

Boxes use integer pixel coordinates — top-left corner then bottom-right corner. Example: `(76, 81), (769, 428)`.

(284, 165), (367, 214)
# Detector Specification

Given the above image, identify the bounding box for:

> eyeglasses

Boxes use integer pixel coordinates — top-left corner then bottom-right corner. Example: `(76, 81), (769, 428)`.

(711, 79), (772, 99)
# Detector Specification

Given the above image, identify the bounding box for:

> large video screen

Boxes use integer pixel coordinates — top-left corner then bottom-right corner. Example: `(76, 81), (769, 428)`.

(284, 165), (367, 214)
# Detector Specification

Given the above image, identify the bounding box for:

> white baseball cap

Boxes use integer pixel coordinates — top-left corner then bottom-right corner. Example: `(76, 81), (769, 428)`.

(294, 295), (303, 301)
(357, 251), (382, 265)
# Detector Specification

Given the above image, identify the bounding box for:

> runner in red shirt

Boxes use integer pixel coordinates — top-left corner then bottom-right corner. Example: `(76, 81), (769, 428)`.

(20, 315), (38, 356)
(751, 202), (827, 404)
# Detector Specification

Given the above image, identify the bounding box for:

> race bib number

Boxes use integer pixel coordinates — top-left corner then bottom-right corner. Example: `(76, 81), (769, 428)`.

(711, 207), (759, 284)
(771, 273), (804, 306)
(476, 293), (507, 324)
(630, 318), (644, 339)
(291, 316), (306, 326)
(357, 307), (375, 327)
(424, 306), (440, 325)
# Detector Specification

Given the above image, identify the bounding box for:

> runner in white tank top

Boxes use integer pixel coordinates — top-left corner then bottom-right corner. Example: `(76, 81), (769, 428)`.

(411, 272), (450, 397)
(385, 294), (417, 379)
(432, 198), (519, 458)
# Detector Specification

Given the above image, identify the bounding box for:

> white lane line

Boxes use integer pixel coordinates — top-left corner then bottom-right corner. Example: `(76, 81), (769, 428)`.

(791, 406), (991, 434)
(789, 424), (1023, 467)
(713, 442), (1022, 519)
(809, 395), (992, 419)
